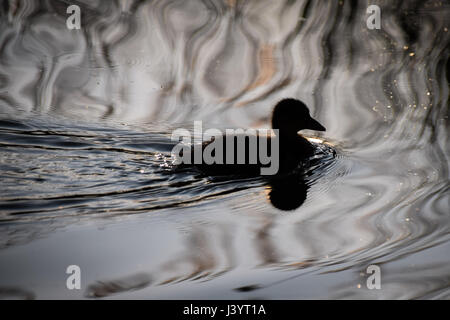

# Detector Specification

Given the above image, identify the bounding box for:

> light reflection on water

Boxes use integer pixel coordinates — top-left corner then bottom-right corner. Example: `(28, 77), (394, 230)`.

(0, 0), (449, 299)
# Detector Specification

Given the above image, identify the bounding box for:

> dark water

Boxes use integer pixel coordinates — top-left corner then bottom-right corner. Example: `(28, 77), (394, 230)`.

(0, 0), (449, 299)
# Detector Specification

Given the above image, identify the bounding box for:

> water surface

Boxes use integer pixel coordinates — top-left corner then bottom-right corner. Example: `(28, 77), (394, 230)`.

(0, 0), (449, 299)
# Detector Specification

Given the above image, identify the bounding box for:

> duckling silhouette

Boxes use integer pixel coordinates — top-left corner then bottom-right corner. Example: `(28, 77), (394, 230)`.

(178, 98), (326, 176)
(271, 98), (325, 174)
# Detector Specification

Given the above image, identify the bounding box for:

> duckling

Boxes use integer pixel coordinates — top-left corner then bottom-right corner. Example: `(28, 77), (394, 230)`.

(177, 98), (326, 176)
(271, 98), (325, 174)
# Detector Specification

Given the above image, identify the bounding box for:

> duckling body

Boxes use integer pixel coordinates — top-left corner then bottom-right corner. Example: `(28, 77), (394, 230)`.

(179, 98), (326, 176)
(277, 132), (316, 173)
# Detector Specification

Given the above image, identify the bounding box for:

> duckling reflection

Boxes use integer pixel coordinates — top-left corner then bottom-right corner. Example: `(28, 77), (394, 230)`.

(267, 175), (309, 211)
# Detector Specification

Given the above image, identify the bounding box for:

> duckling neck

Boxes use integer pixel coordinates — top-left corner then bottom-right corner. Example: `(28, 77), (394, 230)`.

(275, 129), (314, 155)
(275, 129), (301, 141)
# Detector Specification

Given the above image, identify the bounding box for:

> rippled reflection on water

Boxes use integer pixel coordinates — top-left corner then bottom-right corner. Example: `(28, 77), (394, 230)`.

(0, 0), (449, 299)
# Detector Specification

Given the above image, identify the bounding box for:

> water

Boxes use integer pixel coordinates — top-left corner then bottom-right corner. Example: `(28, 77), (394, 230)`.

(0, 0), (449, 299)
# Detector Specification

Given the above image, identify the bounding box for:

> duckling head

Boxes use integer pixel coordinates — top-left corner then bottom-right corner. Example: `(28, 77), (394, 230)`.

(271, 98), (326, 135)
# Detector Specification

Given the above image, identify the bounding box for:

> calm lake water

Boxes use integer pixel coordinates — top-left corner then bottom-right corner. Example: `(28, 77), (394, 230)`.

(0, 0), (449, 299)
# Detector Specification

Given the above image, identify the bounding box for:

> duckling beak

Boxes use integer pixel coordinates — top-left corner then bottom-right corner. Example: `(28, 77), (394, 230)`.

(306, 118), (326, 131)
